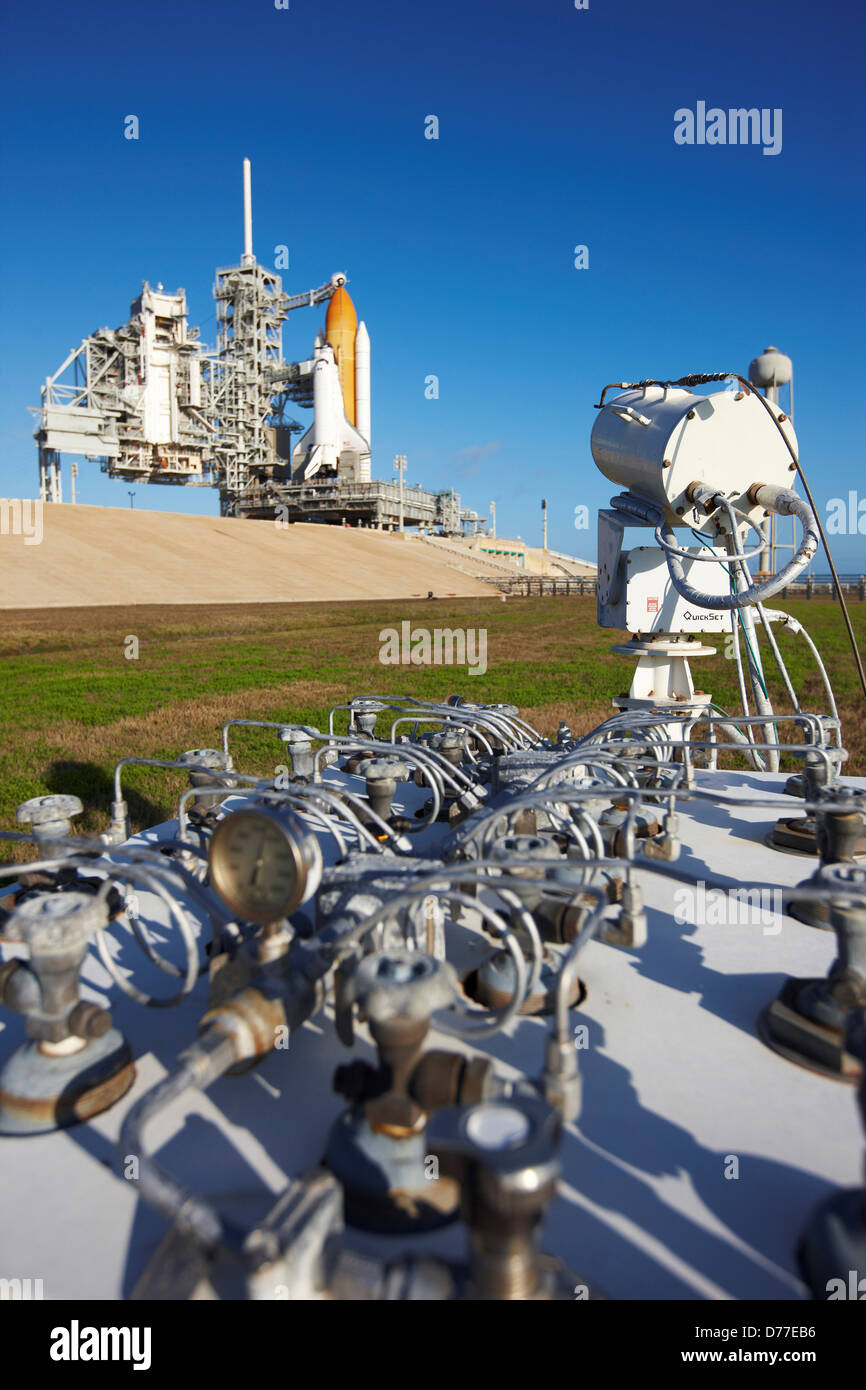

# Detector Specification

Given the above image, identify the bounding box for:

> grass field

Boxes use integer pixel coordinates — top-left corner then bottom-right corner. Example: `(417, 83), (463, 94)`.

(1, 595), (864, 862)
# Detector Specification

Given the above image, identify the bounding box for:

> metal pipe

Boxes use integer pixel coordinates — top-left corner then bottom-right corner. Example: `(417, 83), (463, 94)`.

(118, 1031), (241, 1255)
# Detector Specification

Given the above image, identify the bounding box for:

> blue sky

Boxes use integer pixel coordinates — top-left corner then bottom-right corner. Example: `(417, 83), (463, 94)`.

(1, 0), (864, 565)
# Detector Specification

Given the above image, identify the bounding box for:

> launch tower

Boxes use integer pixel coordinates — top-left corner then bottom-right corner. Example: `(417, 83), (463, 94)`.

(31, 163), (475, 535)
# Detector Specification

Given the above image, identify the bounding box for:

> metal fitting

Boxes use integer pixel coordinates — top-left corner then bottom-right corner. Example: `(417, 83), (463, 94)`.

(356, 756), (410, 822)
(428, 1096), (563, 1299)
(16, 794), (83, 858)
(277, 726), (319, 779)
(1, 891), (110, 1043)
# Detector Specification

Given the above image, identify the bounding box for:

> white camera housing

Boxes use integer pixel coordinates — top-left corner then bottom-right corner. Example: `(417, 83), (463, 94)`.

(591, 385), (797, 529)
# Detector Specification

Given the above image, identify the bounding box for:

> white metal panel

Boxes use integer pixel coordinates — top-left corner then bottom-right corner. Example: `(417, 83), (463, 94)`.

(1, 771), (861, 1300)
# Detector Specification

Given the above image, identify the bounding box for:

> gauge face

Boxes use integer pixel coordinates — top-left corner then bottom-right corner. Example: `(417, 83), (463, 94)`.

(209, 808), (313, 923)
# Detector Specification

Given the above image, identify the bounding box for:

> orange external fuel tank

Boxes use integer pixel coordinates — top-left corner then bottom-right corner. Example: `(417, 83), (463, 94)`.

(324, 286), (357, 425)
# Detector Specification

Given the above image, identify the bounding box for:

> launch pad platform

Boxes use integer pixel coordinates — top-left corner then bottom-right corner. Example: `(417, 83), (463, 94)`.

(233, 477), (475, 534)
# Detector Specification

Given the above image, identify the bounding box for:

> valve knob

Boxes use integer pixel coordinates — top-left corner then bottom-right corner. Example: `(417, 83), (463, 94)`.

(16, 794), (83, 831)
(342, 950), (459, 1024)
(356, 757), (410, 782)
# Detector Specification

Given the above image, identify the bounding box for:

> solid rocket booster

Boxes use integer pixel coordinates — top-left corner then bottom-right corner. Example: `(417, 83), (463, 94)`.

(325, 286), (357, 425)
(354, 320), (371, 449)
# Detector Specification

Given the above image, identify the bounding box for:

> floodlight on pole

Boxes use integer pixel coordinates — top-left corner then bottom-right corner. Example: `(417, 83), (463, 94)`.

(394, 454), (407, 534)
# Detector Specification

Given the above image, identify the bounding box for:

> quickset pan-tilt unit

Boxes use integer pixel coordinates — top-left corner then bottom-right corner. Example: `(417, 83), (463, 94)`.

(591, 376), (818, 762)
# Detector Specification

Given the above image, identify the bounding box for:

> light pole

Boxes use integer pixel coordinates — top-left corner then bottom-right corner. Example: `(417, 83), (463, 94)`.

(394, 454), (406, 534)
(70, 462), (78, 505)
(542, 497), (548, 551)
(128, 491), (136, 510)
(489, 501), (496, 538)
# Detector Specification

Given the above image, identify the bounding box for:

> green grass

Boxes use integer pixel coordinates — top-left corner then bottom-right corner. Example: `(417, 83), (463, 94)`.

(1, 595), (863, 861)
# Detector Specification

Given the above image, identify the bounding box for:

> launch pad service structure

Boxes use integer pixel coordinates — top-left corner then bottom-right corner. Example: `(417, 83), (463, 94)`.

(32, 162), (478, 536)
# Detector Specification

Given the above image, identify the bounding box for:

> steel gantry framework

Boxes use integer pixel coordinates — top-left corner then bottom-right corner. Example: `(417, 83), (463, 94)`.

(30, 162), (477, 533)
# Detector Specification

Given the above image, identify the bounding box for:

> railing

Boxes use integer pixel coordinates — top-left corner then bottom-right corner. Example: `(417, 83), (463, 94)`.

(418, 534), (526, 577)
(491, 574), (866, 600)
(489, 576), (598, 596)
(778, 575), (866, 600)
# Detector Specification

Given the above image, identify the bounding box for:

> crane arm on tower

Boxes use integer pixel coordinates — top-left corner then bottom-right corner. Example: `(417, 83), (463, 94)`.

(282, 273), (347, 313)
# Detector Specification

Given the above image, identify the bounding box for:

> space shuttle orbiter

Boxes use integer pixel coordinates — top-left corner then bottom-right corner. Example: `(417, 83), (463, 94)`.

(292, 285), (371, 481)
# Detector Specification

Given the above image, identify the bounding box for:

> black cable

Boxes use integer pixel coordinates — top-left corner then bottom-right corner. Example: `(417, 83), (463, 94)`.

(595, 374), (866, 703)
(734, 377), (866, 704)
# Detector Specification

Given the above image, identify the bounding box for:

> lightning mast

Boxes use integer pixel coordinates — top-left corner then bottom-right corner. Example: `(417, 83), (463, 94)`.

(210, 159), (290, 511)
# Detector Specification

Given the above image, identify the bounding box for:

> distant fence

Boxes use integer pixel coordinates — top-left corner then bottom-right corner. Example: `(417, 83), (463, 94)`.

(778, 575), (866, 600)
(487, 576), (598, 596)
(487, 573), (866, 600)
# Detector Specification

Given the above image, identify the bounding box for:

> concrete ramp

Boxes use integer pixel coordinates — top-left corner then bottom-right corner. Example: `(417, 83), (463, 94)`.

(0, 504), (491, 608)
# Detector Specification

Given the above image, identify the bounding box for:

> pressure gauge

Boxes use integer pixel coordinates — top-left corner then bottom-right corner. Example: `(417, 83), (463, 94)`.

(208, 806), (322, 924)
